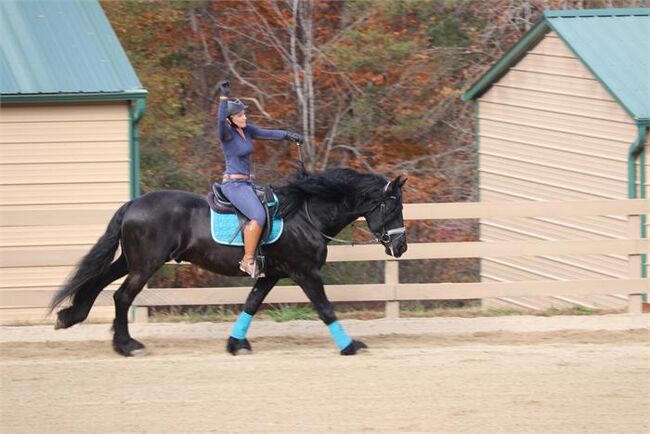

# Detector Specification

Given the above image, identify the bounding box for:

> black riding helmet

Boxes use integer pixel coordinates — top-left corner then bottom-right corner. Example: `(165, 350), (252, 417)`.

(227, 98), (248, 117)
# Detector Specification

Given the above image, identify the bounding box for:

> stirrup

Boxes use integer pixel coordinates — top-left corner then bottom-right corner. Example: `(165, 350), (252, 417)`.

(239, 258), (264, 278)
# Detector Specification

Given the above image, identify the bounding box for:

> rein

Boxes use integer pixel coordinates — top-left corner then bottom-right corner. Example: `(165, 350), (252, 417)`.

(303, 200), (379, 245)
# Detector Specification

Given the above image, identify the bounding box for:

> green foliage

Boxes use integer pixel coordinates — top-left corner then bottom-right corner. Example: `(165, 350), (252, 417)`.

(574, 305), (595, 315)
(266, 305), (317, 322)
(102, 0), (213, 194)
(400, 259), (479, 284)
(428, 18), (472, 47)
(140, 147), (205, 192)
(380, 0), (437, 19)
(170, 0), (211, 9)
(333, 30), (414, 73)
(339, 93), (383, 141)
(484, 307), (524, 316)
(425, 3), (486, 48)
(101, 0), (532, 289)
(392, 111), (432, 137)
(546, 306), (561, 315)
(345, 0), (377, 14)
(321, 261), (383, 285)
(149, 305), (237, 323)
(184, 306), (237, 323)
(546, 306), (596, 316)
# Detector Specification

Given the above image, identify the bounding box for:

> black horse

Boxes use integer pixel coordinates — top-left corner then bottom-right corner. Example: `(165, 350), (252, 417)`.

(49, 168), (407, 356)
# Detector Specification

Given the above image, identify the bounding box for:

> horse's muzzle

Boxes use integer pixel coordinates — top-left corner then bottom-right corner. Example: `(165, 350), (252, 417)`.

(386, 239), (407, 258)
(383, 229), (407, 258)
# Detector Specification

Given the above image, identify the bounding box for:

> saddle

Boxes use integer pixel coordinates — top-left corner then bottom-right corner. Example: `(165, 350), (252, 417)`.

(206, 182), (282, 247)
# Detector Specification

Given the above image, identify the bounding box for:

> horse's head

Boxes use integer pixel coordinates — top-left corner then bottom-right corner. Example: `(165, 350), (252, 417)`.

(364, 176), (408, 258)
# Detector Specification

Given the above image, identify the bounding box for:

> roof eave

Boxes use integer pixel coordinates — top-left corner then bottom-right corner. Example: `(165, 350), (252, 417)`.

(461, 20), (550, 102)
(0, 90), (148, 104)
(544, 7), (650, 17)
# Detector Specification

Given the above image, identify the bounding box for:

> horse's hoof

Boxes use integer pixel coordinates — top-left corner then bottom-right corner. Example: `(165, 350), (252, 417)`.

(340, 340), (368, 356)
(113, 338), (146, 357)
(130, 348), (147, 357)
(227, 336), (252, 356)
(54, 309), (73, 330)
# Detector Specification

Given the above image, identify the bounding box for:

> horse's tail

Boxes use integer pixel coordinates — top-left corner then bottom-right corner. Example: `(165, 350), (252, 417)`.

(48, 201), (131, 313)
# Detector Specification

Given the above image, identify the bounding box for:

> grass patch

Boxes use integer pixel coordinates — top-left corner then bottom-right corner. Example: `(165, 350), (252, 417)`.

(484, 307), (525, 317)
(265, 305), (316, 322)
(147, 303), (386, 323)
(401, 306), (524, 318)
(144, 303), (621, 324)
(150, 306), (238, 323)
(544, 305), (597, 316)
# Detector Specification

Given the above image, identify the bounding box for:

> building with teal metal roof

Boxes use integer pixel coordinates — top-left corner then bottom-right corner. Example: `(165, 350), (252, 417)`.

(463, 8), (650, 125)
(462, 8), (648, 311)
(0, 0), (147, 322)
(1, 0), (146, 198)
(1, 0), (146, 101)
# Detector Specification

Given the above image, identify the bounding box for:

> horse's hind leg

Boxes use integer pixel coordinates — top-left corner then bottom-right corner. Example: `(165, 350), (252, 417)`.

(227, 276), (279, 355)
(292, 269), (367, 355)
(112, 264), (160, 357)
(56, 255), (128, 329)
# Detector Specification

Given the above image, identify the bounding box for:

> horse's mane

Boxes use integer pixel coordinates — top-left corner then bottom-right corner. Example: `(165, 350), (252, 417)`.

(275, 167), (387, 219)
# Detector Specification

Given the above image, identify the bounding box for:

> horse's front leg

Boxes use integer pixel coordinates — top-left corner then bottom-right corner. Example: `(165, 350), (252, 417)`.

(227, 276), (279, 355)
(292, 269), (367, 355)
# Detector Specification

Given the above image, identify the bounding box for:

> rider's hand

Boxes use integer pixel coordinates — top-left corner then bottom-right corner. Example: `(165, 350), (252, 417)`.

(217, 80), (231, 98)
(285, 130), (303, 143)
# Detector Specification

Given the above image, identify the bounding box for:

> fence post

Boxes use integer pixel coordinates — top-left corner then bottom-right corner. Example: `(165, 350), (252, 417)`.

(385, 260), (399, 319)
(627, 214), (643, 314)
(131, 306), (149, 323)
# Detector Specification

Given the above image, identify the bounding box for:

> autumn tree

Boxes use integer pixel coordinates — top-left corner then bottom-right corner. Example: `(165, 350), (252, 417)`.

(102, 0), (648, 287)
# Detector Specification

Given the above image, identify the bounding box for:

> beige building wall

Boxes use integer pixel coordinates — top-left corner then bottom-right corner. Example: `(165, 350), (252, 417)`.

(477, 31), (641, 311)
(0, 102), (131, 323)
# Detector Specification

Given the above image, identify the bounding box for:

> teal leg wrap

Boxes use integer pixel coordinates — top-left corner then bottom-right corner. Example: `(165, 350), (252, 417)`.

(327, 321), (352, 350)
(231, 312), (253, 339)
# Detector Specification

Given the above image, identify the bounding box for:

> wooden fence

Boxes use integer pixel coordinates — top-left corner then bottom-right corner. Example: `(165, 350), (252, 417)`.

(1, 199), (648, 321)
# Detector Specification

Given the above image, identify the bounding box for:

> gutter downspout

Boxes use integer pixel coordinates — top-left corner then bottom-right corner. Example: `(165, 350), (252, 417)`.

(128, 97), (146, 323)
(129, 97), (146, 199)
(627, 124), (648, 299)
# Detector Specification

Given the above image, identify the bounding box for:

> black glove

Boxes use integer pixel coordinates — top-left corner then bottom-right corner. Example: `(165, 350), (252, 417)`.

(217, 80), (231, 97)
(285, 130), (303, 143)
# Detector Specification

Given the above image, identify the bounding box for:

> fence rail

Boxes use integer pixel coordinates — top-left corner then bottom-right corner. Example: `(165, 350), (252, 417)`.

(1, 199), (648, 318)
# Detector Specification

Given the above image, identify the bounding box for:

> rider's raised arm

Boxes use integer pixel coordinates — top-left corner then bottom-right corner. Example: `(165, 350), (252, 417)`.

(217, 98), (231, 142)
(246, 124), (287, 141)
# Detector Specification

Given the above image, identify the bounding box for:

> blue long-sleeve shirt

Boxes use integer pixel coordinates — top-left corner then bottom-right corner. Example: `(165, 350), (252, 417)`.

(217, 99), (286, 176)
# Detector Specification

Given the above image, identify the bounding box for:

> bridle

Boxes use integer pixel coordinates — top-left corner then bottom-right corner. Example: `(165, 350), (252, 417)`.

(366, 181), (407, 255)
(303, 181), (407, 250)
(294, 143), (405, 249)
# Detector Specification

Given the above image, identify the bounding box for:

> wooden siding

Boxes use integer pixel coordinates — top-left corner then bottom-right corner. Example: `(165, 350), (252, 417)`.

(478, 31), (641, 310)
(0, 102), (131, 322)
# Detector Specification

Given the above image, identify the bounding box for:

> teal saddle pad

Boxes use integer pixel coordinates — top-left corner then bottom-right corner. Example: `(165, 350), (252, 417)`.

(210, 196), (283, 246)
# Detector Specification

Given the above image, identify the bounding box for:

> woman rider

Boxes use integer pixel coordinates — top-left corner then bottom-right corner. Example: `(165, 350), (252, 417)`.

(215, 80), (303, 277)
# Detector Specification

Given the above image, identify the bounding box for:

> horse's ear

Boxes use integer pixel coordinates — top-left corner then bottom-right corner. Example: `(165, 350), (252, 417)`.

(392, 176), (407, 189)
